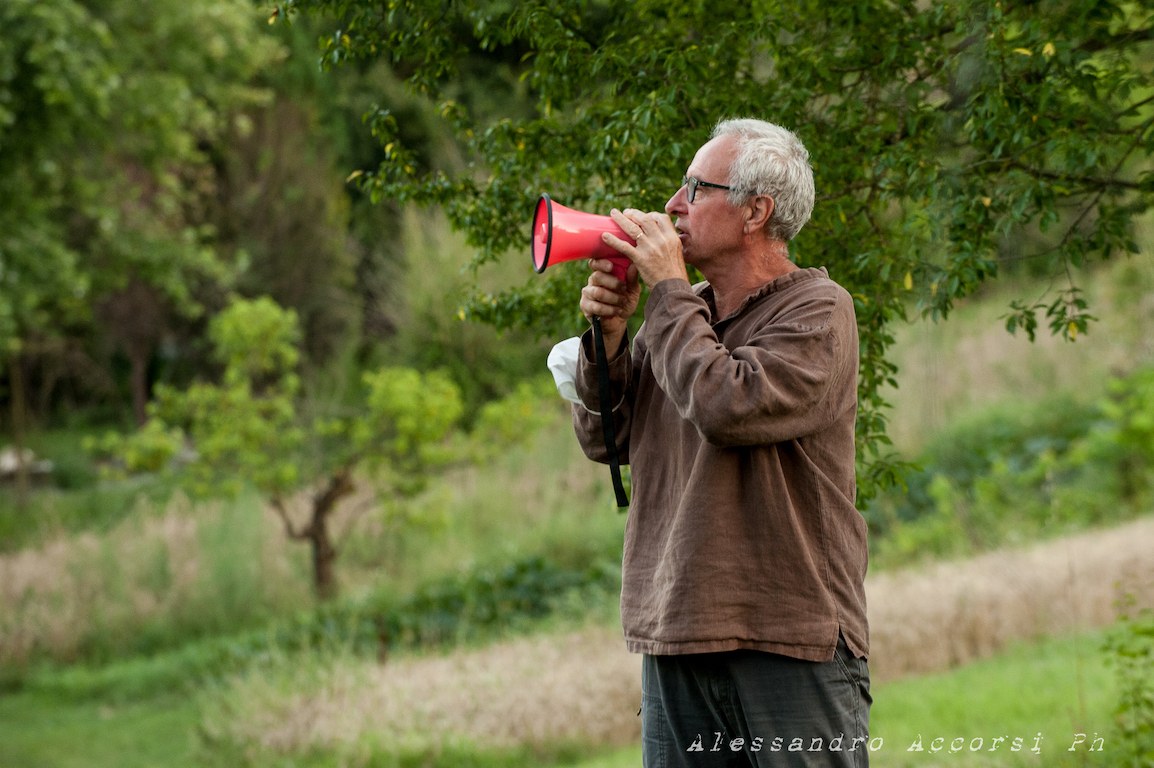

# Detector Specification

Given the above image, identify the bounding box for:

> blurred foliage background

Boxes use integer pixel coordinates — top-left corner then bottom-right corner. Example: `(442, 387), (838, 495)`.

(1, 0), (1153, 766)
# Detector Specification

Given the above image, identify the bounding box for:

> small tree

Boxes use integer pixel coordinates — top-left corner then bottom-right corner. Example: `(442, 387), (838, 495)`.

(103, 296), (463, 600)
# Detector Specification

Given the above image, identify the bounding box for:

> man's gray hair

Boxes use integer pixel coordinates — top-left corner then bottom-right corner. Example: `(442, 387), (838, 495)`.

(711, 118), (815, 242)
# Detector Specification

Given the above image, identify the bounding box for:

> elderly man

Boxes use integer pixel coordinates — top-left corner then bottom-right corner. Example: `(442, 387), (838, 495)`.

(571, 118), (871, 767)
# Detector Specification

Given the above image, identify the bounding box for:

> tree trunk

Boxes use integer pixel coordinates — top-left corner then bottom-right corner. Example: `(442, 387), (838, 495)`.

(311, 521), (339, 601)
(308, 468), (356, 601)
(95, 279), (166, 428)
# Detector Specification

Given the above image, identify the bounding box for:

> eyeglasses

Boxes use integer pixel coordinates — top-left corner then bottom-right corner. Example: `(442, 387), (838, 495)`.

(682, 176), (732, 204)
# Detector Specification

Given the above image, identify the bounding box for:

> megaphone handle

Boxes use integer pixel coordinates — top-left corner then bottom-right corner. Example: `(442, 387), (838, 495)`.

(592, 315), (630, 509)
(609, 256), (630, 284)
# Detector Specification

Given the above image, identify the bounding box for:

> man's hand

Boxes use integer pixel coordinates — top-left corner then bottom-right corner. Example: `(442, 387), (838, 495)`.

(603, 208), (689, 287)
(580, 257), (640, 359)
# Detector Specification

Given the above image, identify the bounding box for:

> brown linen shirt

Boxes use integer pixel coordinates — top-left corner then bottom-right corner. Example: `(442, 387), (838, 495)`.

(573, 267), (869, 662)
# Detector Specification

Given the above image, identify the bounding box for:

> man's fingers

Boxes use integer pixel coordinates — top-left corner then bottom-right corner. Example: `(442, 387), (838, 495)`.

(588, 257), (621, 276)
(581, 282), (631, 319)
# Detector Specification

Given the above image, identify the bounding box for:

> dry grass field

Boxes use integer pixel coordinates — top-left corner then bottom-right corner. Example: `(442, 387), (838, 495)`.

(868, 516), (1154, 680)
(0, 493), (310, 667)
(201, 514), (1154, 759)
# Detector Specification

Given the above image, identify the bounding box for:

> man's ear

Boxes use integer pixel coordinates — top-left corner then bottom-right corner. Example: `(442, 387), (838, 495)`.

(745, 195), (775, 234)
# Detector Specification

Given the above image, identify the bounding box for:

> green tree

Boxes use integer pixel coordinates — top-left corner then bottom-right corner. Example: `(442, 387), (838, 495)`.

(275, 0), (1153, 497)
(103, 297), (464, 599)
(0, 0), (281, 442)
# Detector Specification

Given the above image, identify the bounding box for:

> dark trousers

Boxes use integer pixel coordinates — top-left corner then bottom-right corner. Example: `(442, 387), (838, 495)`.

(641, 636), (872, 767)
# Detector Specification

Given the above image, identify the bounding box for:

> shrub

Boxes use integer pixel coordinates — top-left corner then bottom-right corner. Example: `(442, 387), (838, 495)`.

(1104, 597), (1154, 766)
(867, 366), (1154, 567)
(865, 393), (1098, 565)
(1069, 366), (1154, 512)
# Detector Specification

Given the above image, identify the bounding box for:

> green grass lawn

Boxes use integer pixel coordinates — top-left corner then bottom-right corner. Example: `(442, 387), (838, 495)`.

(0, 627), (1126, 768)
(0, 687), (199, 768)
(868, 631), (1118, 767)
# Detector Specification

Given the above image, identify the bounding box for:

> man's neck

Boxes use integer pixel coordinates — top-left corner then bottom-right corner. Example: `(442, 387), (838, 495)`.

(708, 241), (797, 318)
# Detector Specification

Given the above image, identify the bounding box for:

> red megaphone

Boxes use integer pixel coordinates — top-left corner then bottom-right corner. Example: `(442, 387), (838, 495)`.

(532, 194), (633, 282)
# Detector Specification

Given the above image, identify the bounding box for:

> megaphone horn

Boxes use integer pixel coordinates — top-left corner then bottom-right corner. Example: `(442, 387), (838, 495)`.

(531, 193), (633, 509)
(531, 194), (633, 282)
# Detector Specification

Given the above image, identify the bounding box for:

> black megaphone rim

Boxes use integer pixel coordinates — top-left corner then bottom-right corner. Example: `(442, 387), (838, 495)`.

(532, 193), (553, 274)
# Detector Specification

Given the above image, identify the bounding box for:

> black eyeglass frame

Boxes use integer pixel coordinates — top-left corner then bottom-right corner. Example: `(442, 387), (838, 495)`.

(682, 176), (733, 204)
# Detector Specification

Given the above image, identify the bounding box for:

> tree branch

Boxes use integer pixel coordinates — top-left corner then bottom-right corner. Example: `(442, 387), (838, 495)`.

(310, 465), (357, 529)
(271, 495), (308, 541)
